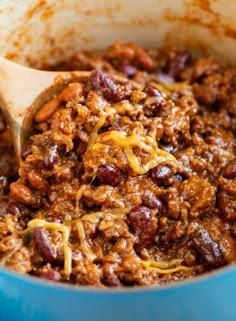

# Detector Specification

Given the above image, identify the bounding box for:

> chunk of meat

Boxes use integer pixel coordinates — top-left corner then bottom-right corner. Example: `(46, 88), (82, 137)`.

(179, 177), (216, 217)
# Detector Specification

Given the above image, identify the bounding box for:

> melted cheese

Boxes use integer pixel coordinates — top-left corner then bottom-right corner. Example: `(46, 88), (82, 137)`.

(142, 259), (192, 274)
(76, 220), (96, 261)
(86, 102), (140, 151)
(100, 130), (154, 153)
(87, 113), (108, 150)
(62, 221), (72, 276)
(99, 130), (177, 175)
(86, 103), (178, 176)
(28, 219), (72, 276)
(81, 208), (130, 224)
(151, 81), (192, 95)
(75, 185), (87, 217)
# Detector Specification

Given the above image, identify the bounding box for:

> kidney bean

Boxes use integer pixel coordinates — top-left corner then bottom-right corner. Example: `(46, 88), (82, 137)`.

(142, 191), (164, 213)
(19, 216), (31, 229)
(119, 63), (137, 77)
(59, 83), (83, 102)
(174, 173), (186, 182)
(74, 139), (87, 157)
(167, 52), (191, 79)
(47, 215), (64, 224)
(90, 70), (129, 103)
(97, 164), (121, 186)
(21, 144), (32, 160)
(222, 160), (236, 179)
(103, 273), (122, 287)
(34, 268), (60, 281)
(10, 182), (36, 206)
(43, 144), (59, 169)
(144, 86), (164, 111)
(32, 227), (56, 262)
(5, 201), (22, 215)
(155, 72), (174, 84)
(150, 165), (173, 183)
(192, 227), (224, 268)
(35, 98), (61, 123)
(218, 190), (236, 220)
(129, 206), (157, 250)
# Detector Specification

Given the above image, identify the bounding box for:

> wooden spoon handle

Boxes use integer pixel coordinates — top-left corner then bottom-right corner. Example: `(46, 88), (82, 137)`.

(0, 59), (91, 161)
(0, 58), (60, 160)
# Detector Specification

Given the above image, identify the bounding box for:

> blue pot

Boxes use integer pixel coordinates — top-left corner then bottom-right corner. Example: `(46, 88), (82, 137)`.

(0, 265), (235, 321)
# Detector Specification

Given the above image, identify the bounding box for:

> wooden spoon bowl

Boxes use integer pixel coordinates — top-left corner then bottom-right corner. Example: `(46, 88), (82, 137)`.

(0, 58), (138, 162)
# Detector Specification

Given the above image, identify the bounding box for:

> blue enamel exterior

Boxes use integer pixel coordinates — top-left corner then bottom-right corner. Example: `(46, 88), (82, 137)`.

(0, 266), (235, 321)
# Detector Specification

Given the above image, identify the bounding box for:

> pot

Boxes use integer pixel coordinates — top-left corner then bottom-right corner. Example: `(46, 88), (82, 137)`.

(0, 1), (236, 320)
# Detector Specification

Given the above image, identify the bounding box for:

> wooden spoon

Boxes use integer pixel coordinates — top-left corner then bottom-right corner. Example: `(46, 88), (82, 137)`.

(0, 57), (137, 163)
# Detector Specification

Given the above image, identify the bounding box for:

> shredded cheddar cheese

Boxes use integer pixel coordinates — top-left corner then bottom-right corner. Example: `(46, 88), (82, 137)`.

(87, 102), (136, 151)
(99, 130), (177, 174)
(76, 220), (96, 261)
(81, 208), (130, 224)
(86, 102), (178, 175)
(75, 184), (87, 217)
(142, 259), (192, 274)
(28, 219), (72, 276)
(87, 113), (108, 150)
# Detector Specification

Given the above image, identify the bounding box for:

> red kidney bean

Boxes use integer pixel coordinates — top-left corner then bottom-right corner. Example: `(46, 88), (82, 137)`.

(142, 191), (164, 213)
(34, 268), (61, 281)
(21, 145), (32, 160)
(32, 227), (56, 262)
(129, 206), (157, 250)
(90, 70), (129, 103)
(174, 173), (186, 182)
(19, 216), (32, 229)
(47, 215), (64, 224)
(144, 86), (164, 111)
(218, 190), (236, 220)
(192, 227), (224, 268)
(97, 164), (121, 186)
(43, 144), (59, 169)
(222, 160), (236, 179)
(119, 63), (137, 77)
(5, 201), (22, 215)
(103, 273), (122, 287)
(155, 72), (174, 84)
(167, 52), (191, 79)
(150, 165), (173, 183)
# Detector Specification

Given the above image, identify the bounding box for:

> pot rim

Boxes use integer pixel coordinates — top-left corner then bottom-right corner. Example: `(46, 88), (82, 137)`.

(0, 262), (235, 294)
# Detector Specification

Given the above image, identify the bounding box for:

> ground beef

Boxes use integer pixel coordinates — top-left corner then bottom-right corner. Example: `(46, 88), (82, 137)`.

(0, 42), (236, 287)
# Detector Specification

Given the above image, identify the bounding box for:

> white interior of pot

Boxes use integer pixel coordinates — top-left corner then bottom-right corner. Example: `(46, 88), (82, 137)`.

(1, 0), (236, 67)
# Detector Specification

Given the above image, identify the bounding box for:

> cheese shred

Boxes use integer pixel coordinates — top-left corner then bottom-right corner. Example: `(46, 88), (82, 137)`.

(87, 113), (108, 150)
(75, 185), (87, 217)
(99, 130), (177, 174)
(81, 208), (130, 224)
(85, 102), (178, 175)
(28, 219), (72, 276)
(76, 220), (96, 261)
(142, 259), (192, 274)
